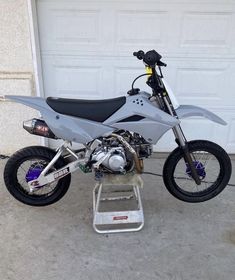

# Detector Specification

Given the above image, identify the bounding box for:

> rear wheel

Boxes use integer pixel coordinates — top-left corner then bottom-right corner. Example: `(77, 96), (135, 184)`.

(4, 146), (71, 206)
(163, 140), (231, 203)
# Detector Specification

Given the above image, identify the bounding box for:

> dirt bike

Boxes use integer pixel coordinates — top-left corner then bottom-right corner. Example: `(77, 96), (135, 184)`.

(2, 50), (232, 206)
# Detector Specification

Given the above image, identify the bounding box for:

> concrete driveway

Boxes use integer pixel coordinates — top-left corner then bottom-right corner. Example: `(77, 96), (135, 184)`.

(0, 155), (235, 280)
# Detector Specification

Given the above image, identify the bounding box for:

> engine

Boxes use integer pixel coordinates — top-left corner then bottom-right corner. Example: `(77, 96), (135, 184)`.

(91, 146), (127, 173)
(90, 131), (152, 174)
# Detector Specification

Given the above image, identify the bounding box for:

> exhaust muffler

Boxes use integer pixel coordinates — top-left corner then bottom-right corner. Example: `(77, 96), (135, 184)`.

(23, 118), (58, 139)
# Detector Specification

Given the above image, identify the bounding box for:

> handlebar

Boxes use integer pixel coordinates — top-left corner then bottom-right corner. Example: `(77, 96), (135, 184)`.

(133, 50), (167, 67)
(133, 50), (145, 60)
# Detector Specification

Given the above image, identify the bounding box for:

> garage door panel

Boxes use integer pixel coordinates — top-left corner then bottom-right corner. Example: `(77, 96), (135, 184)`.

(41, 56), (104, 99)
(52, 10), (101, 44)
(175, 64), (230, 107)
(54, 66), (102, 98)
(180, 12), (233, 51)
(37, 7), (103, 52)
(176, 69), (222, 99)
(116, 10), (168, 49)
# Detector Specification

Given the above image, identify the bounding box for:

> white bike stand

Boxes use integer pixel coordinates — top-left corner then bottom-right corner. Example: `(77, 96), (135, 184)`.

(93, 173), (144, 234)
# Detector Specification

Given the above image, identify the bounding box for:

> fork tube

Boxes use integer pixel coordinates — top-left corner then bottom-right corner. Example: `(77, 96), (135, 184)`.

(163, 96), (201, 185)
(162, 96), (185, 145)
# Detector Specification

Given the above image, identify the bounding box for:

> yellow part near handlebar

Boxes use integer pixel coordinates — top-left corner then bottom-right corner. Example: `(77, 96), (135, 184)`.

(145, 67), (152, 75)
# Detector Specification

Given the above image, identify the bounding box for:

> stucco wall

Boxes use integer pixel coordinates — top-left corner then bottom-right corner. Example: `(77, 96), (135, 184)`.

(0, 0), (39, 154)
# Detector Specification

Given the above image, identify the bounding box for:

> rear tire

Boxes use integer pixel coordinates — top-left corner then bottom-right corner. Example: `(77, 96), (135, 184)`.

(4, 146), (71, 206)
(163, 140), (231, 203)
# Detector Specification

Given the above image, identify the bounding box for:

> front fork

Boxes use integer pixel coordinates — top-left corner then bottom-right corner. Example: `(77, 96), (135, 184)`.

(163, 96), (201, 185)
(172, 125), (201, 185)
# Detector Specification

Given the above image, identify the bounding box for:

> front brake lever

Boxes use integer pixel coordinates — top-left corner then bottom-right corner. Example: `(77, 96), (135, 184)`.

(158, 61), (167, 67)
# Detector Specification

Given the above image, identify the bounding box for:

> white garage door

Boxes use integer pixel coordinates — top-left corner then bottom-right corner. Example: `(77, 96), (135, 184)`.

(36, 0), (235, 152)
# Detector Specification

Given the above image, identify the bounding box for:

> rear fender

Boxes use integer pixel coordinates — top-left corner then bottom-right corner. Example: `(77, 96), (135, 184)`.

(176, 105), (226, 126)
(4, 95), (53, 113)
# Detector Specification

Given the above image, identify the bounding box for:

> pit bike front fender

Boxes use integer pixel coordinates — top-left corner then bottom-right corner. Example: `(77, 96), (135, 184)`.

(176, 105), (226, 126)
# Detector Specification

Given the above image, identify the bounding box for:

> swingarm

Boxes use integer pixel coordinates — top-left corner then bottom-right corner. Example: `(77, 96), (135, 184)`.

(27, 142), (86, 192)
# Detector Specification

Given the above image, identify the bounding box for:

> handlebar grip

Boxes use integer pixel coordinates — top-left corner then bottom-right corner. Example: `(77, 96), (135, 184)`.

(133, 50), (145, 60)
(133, 52), (138, 57)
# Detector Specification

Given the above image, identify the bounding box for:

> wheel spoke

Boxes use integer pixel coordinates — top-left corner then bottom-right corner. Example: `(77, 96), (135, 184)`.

(173, 149), (221, 194)
(16, 158), (58, 196)
(163, 141), (231, 202)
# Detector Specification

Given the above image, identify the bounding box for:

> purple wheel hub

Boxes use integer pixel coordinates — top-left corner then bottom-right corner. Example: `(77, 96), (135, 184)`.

(25, 166), (43, 183)
(186, 161), (206, 179)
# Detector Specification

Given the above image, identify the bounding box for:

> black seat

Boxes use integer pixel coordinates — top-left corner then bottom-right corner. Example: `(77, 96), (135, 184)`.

(46, 96), (126, 122)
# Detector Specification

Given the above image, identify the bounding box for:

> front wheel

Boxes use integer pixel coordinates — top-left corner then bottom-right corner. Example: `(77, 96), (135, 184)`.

(4, 146), (71, 206)
(163, 140), (231, 203)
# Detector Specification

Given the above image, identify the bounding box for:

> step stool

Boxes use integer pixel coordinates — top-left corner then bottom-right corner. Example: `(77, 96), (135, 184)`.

(93, 173), (144, 233)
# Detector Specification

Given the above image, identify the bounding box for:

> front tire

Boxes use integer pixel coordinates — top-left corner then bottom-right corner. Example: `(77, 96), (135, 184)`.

(163, 140), (231, 203)
(4, 146), (71, 206)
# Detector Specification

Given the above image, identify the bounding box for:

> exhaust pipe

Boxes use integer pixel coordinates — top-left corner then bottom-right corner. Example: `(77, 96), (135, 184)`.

(111, 133), (144, 174)
(23, 118), (58, 139)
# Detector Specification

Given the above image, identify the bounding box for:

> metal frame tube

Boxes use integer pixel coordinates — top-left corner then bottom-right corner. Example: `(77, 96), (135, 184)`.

(41, 147), (64, 176)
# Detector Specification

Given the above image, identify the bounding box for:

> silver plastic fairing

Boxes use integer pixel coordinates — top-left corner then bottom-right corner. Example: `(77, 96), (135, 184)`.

(104, 92), (179, 144)
(176, 105), (226, 126)
(5, 93), (180, 144)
